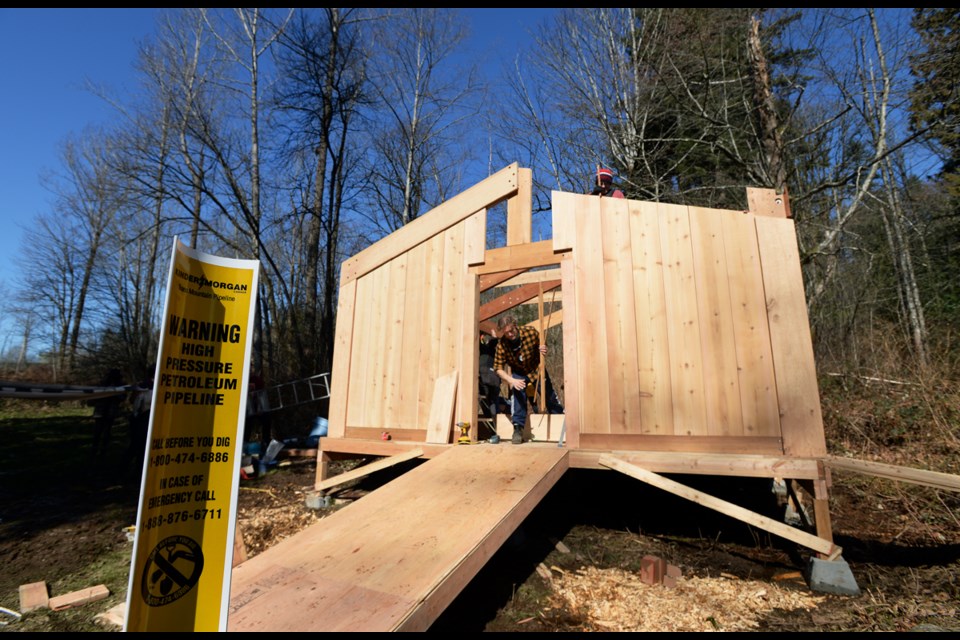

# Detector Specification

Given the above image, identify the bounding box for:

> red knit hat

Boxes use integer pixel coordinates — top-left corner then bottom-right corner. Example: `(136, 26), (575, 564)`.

(597, 167), (614, 183)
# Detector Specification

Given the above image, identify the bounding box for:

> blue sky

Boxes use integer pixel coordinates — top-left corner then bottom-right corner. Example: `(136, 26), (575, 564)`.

(0, 8), (557, 347)
(0, 9), (162, 338)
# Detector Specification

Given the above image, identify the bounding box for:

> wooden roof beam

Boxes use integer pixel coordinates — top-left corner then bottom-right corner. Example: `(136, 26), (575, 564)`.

(478, 280), (561, 322)
(341, 163), (520, 285)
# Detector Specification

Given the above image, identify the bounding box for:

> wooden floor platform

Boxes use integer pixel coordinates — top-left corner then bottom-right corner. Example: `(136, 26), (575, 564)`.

(315, 437), (824, 481)
(228, 445), (569, 631)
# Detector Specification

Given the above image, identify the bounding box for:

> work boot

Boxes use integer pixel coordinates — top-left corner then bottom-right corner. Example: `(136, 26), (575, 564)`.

(511, 426), (523, 444)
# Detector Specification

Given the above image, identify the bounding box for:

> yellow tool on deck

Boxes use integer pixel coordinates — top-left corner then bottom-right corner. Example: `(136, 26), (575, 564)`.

(456, 421), (472, 445)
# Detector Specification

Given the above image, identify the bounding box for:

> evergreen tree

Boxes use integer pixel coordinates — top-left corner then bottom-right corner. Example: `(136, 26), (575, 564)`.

(909, 8), (960, 195)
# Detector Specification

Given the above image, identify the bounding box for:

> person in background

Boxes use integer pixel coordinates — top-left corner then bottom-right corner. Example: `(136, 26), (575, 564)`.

(126, 368), (154, 480)
(589, 166), (625, 199)
(493, 314), (564, 444)
(479, 327), (501, 426)
(244, 370), (271, 446)
(90, 368), (126, 459)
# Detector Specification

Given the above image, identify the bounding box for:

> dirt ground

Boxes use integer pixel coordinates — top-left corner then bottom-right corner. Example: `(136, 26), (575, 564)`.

(236, 455), (960, 632)
(1, 430), (958, 632)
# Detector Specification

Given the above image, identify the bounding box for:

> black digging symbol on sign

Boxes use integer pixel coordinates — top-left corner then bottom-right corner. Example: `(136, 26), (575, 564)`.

(141, 535), (204, 607)
(152, 543), (198, 596)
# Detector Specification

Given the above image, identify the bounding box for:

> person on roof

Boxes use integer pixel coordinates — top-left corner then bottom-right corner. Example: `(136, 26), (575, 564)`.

(589, 166), (625, 199)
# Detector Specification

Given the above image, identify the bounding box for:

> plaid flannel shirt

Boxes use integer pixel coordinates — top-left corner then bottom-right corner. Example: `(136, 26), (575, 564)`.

(493, 325), (541, 376)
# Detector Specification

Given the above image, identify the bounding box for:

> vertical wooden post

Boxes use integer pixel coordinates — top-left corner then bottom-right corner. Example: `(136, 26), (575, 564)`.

(459, 272), (480, 441)
(538, 279), (546, 412)
(507, 168), (532, 246)
(798, 462), (835, 557)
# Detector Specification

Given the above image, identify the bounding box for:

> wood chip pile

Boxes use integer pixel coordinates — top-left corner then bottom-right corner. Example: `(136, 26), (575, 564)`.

(546, 566), (826, 632)
(237, 492), (323, 556)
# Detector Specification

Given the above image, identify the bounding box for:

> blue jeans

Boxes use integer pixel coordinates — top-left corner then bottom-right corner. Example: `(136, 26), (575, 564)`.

(509, 371), (564, 430)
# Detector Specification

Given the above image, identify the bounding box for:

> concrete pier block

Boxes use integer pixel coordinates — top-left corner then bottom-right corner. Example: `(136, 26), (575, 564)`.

(805, 557), (861, 596)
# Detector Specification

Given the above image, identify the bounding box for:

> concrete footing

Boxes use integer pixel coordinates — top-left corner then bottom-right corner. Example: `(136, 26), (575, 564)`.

(805, 557), (861, 596)
(305, 492), (331, 509)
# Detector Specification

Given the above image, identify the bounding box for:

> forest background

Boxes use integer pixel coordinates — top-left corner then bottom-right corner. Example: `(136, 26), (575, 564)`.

(0, 8), (957, 444)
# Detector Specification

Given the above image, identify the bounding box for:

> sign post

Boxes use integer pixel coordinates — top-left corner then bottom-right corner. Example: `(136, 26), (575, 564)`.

(124, 238), (259, 632)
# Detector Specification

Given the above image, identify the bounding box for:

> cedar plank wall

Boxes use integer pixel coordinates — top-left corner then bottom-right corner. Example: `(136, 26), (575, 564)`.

(551, 191), (826, 457)
(326, 164), (519, 441)
(327, 164), (826, 459)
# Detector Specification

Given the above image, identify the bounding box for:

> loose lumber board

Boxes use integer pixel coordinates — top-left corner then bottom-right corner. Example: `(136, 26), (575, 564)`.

(49, 585), (109, 611)
(95, 602), (127, 628)
(425, 371), (458, 444)
(229, 446), (569, 632)
(19, 581), (48, 613)
(823, 456), (960, 492)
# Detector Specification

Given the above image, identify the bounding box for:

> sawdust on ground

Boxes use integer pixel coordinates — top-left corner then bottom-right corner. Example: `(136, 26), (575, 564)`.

(545, 565), (824, 632)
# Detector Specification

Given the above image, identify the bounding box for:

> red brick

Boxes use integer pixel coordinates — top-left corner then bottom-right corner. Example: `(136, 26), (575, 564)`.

(49, 585), (110, 611)
(663, 564), (682, 588)
(641, 555), (666, 585)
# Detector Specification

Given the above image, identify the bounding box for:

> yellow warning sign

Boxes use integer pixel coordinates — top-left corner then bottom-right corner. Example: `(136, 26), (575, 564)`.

(124, 238), (259, 632)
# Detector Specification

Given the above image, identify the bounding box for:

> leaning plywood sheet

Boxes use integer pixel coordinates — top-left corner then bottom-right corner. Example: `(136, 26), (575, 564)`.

(425, 371), (458, 444)
(229, 446), (569, 632)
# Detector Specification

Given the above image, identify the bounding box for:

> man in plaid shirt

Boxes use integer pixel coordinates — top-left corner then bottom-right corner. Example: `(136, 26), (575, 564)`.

(494, 314), (564, 444)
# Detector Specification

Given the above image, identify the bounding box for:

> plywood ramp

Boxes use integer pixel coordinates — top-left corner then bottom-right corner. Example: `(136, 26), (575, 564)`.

(228, 445), (569, 632)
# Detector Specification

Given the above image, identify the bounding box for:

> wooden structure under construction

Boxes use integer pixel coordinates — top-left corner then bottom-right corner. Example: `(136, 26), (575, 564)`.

(314, 162), (831, 516)
(228, 163), (877, 630)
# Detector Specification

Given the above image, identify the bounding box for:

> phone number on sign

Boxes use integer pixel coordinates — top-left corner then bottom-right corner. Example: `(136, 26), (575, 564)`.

(151, 451), (230, 467)
(142, 508), (223, 531)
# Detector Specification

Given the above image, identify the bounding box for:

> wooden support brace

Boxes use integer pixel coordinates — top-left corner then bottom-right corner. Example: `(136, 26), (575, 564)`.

(317, 450), (333, 482)
(479, 268), (528, 292)
(787, 479), (815, 530)
(478, 280), (560, 322)
(315, 448), (424, 493)
(599, 454), (840, 558)
(811, 461), (834, 550)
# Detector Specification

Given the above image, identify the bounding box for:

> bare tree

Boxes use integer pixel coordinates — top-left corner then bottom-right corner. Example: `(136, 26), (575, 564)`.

(190, 8), (294, 373)
(360, 8), (482, 233)
(26, 133), (129, 376)
(270, 8), (368, 375)
(497, 8), (784, 207)
(791, 10), (929, 367)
